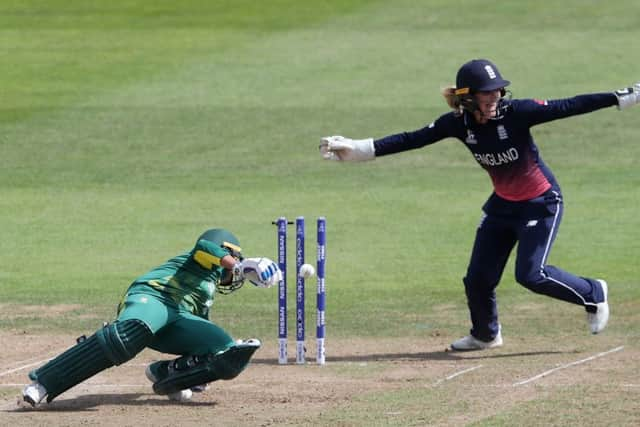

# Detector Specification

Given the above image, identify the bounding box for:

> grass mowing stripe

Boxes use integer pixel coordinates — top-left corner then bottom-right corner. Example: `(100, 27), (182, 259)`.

(0, 0), (383, 124)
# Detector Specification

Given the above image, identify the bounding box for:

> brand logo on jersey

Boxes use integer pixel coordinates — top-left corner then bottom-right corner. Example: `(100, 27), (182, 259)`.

(473, 147), (519, 166)
(526, 220), (538, 227)
(534, 99), (548, 106)
(484, 65), (497, 79)
(465, 129), (477, 144)
(497, 125), (508, 140)
(478, 213), (487, 229)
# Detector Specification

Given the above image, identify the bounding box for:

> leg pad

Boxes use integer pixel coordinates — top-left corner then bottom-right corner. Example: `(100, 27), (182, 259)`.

(29, 319), (152, 402)
(153, 340), (260, 395)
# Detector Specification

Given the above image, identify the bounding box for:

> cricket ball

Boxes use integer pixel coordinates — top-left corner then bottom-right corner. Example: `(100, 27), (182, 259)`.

(299, 263), (315, 279)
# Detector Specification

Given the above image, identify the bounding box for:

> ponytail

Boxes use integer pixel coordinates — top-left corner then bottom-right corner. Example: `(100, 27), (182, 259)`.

(441, 86), (463, 115)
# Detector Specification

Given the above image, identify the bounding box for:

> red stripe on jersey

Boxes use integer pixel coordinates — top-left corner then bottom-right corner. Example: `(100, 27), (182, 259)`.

(488, 155), (551, 201)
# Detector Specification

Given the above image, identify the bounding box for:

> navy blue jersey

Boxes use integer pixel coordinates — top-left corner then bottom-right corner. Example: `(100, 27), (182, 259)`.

(374, 93), (617, 201)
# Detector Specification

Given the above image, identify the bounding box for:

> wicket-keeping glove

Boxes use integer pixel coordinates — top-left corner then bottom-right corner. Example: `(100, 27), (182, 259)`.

(615, 82), (640, 110)
(234, 257), (282, 288)
(320, 135), (376, 161)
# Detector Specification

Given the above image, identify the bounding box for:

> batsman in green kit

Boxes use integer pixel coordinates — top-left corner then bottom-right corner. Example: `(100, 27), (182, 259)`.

(22, 228), (283, 406)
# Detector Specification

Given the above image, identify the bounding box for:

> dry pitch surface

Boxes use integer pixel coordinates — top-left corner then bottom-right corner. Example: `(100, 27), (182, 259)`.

(1, 329), (637, 426)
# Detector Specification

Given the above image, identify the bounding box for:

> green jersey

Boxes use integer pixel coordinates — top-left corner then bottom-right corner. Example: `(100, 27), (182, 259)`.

(123, 239), (231, 317)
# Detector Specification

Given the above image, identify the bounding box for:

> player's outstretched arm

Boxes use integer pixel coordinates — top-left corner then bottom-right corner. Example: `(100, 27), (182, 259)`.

(615, 82), (640, 110)
(319, 135), (375, 161)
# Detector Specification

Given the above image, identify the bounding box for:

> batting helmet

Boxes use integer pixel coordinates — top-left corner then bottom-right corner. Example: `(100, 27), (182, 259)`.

(197, 228), (241, 255)
(455, 59), (510, 96)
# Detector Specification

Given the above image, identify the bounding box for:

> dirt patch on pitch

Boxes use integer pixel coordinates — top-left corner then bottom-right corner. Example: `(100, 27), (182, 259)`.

(0, 330), (634, 426)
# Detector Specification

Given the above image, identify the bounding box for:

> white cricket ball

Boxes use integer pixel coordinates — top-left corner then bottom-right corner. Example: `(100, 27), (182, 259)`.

(168, 389), (193, 402)
(299, 263), (315, 279)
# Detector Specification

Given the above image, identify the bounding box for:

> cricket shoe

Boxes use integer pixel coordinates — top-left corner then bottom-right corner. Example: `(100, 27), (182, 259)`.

(450, 327), (503, 351)
(235, 338), (261, 347)
(145, 361), (194, 402)
(190, 383), (209, 393)
(22, 381), (48, 407)
(588, 279), (609, 334)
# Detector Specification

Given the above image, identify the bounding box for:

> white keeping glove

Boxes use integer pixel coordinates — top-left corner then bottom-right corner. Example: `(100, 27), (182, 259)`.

(615, 82), (640, 110)
(319, 135), (376, 161)
(234, 257), (282, 288)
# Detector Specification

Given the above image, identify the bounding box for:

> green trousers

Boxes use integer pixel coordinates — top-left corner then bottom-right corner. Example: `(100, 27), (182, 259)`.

(117, 292), (234, 355)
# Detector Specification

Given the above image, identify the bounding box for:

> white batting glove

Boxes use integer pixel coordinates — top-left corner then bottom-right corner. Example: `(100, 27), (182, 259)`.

(234, 257), (282, 288)
(615, 82), (640, 110)
(319, 135), (376, 161)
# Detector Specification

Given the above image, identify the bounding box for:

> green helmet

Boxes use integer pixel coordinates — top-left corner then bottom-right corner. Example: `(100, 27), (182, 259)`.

(197, 229), (242, 255)
(196, 229), (244, 294)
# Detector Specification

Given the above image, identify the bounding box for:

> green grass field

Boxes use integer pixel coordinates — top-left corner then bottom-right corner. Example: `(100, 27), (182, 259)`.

(1, 1), (639, 425)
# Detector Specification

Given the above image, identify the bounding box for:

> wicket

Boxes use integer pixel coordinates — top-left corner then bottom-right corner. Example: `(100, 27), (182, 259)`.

(275, 216), (326, 365)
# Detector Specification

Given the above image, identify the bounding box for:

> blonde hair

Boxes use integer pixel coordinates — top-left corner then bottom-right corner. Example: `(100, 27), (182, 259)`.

(441, 86), (464, 115)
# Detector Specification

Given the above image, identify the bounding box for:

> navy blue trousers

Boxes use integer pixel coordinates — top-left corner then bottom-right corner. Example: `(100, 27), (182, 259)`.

(463, 190), (605, 341)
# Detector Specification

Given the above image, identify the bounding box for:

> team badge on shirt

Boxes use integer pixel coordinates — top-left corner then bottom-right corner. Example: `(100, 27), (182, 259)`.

(465, 129), (477, 144)
(497, 125), (508, 140)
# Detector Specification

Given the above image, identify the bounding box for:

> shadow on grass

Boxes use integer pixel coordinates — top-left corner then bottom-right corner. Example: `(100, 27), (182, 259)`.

(253, 349), (567, 365)
(7, 393), (216, 412)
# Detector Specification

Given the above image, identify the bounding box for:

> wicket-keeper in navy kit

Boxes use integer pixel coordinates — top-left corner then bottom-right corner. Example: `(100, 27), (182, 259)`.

(22, 229), (282, 406)
(320, 59), (640, 351)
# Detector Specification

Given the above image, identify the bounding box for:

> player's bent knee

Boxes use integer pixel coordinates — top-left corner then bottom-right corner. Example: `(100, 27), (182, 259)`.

(514, 270), (546, 291)
(96, 319), (153, 365)
(152, 340), (260, 395)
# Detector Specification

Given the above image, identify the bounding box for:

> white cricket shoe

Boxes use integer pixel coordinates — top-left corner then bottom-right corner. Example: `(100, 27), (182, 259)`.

(22, 381), (48, 407)
(235, 338), (261, 347)
(588, 280), (609, 334)
(451, 328), (503, 351)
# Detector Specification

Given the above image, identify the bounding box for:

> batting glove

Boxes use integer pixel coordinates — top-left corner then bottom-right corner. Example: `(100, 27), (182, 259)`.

(319, 136), (376, 161)
(234, 257), (282, 288)
(615, 82), (640, 110)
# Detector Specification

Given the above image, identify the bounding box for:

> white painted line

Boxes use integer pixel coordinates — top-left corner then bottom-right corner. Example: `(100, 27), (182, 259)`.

(513, 346), (624, 386)
(0, 358), (53, 378)
(2, 383), (146, 388)
(1, 356), (150, 378)
(434, 365), (483, 385)
(4, 354), (51, 367)
(0, 347), (75, 378)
